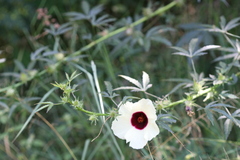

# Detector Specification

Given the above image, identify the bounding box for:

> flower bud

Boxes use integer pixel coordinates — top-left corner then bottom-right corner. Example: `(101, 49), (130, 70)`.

(89, 115), (98, 125)
(6, 88), (15, 97)
(54, 53), (65, 61)
(20, 73), (28, 83)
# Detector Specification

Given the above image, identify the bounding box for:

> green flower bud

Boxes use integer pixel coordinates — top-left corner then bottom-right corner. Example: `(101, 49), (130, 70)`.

(109, 109), (118, 118)
(6, 88), (15, 97)
(89, 115), (98, 125)
(20, 73), (28, 83)
(54, 53), (65, 61)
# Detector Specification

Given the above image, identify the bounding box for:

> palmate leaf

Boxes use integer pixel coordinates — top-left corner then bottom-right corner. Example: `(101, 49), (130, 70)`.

(218, 109), (240, 139)
(65, 2), (114, 27)
(198, 102), (235, 125)
(164, 78), (193, 95)
(102, 81), (119, 98)
(45, 23), (72, 36)
(114, 71), (152, 92)
(91, 14), (115, 26)
(31, 46), (48, 60)
(221, 16), (240, 31)
(208, 16), (240, 37)
(205, 109), (214, 125)
(157, 114), (177, 133)
(176, 23), (214, 46)
(214, 39), (240, 62)
(172, 38), (220, 58)
(144, 25), (174, 49)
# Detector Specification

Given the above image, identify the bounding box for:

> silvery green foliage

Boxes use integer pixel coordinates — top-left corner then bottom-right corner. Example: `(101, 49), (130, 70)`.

(214, 39), (240, 62)
(176, 23), (214, 47)
(157, 114), (177, 133)
(65, 1), (115, 27)
(107, 15), (174, 53)
(114, 71), (152, 92)
(172, 38), (220, 58)
(218, 91), (239, 100)
(164, 78), (193, 96)
(31, 46), (58, 62)
(102, 81), (119, 99)
(144, 25), (175, 51)
(176, 16), (240, 47)
(198, 102), (235, 126)
(219, 109), (240, 139)
(208, 16), (240, 35)
(45, 23), (73, 36)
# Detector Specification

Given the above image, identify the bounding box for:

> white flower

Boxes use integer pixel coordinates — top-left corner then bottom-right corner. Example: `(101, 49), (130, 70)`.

(111, 99), (159, 149)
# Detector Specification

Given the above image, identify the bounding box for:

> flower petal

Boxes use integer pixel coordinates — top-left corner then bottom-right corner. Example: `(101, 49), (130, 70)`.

(111, 115), (132, 139)
(143, 122), (160, 141)
(125, 128), (147, 149)
(111, 98), (160, 149)
(132, 99), (157, 120)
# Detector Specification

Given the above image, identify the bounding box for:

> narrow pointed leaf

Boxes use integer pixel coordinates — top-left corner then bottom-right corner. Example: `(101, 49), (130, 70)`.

(224, 119), (233, 139)
(194, 45), (220, 55)
(104, 81), (113, 95)
(213, 53), (237, 62)
(142, 71), (150, 89)
(171, 46), (188, 54)
(212, 108), (232, 120)
(114, 86), (141, 91)
(82, 1), (90, 15)
(13, 88), (56, 142)
(225, 17), (240, 31)
(189, 38), (199, 55)
(172, 52), (191, 57)
(118, 75), (142, 88)
(205, 109), (214, 125)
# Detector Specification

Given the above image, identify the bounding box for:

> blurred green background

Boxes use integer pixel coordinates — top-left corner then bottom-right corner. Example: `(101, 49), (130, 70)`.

(0, 0), (240, 159)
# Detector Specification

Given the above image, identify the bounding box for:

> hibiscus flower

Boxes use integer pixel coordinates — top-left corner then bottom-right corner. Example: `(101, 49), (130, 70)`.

(111, 99), (160, 149)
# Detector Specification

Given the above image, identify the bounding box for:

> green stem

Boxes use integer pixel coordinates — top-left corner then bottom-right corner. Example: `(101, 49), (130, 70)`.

(163, 88), (212, 109)
(71, 1), (177, 57)
(191, 58), (197, 79)
(76, 107), (109, 116)
(161, 71), (240, 109)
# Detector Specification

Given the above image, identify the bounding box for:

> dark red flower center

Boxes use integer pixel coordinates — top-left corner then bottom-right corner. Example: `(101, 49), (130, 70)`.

(131, 112), (148, 130)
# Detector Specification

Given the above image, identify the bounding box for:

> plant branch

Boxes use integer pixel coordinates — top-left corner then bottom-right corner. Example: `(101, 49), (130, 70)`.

(0, 1), (178, 94)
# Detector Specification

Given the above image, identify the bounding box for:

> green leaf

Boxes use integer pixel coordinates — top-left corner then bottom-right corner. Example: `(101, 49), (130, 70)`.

(82, 1), (90, 15)
(157, 114), (177, 133)
(104, 81), (113, 96)
(65, 72), (70, 81)
(224, 119), (233, 139)
(205, 109), (214, 125)
(188, 38), (199, 55)
(13, 88), (56, 142)
(212, 108), (232, 120)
